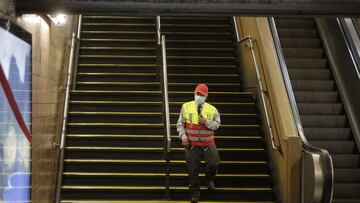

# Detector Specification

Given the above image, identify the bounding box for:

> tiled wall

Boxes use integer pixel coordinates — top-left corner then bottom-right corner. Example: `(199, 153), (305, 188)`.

(16, 15), (76, 203)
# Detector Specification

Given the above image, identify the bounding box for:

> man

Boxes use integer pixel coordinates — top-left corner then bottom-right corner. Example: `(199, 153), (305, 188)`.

(177, 83), (221, 203)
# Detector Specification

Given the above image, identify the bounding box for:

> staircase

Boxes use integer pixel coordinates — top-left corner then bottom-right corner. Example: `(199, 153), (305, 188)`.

(61, 15), (166, 202)
(162, 16), (275, 202)
(275, 17), (360, 203)
(59, 15), (276, 202)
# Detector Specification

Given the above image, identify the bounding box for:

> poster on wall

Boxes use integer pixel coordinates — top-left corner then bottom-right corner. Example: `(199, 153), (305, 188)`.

(0, 22), (32, 202)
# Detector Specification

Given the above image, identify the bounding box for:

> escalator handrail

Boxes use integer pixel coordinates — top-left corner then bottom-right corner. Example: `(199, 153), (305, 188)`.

(268, 17), (333, 203)
(55, 14), (82, 203)
(338, 18), (360, 79)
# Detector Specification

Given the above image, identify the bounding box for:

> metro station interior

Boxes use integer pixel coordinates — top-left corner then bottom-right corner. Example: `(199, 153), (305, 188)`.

(0, 1), (360, 203)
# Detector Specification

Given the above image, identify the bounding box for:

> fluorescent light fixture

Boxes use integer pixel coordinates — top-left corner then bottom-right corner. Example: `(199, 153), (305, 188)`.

(47, 14), (67, 26)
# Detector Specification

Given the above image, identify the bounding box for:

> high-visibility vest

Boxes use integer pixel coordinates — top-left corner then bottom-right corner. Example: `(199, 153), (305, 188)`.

(183, 101), (216, 146)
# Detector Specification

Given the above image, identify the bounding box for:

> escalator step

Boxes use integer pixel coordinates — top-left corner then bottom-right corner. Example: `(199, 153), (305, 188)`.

(300, 115), (347, 127)
(334, 183), (360, 198)
(285, 58), (328, 69)
(282, 48), (324, 58)
(275, 18), (316, 29)
(331, 154), (360, 168)
(287, 69), (331, 80)
(277, 28), (318, 38)
(304, 127), (351, 141)
(291, 80), (334, 91)
(280, 38), (322, 48)
(309, 141), (356, 154)
(297, 103), (343, 115)
(334, 169), (360, 183)
(294, 91), (339, 103)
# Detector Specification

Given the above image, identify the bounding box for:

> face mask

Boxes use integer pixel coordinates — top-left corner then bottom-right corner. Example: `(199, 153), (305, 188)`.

(195, 95), (206, 105)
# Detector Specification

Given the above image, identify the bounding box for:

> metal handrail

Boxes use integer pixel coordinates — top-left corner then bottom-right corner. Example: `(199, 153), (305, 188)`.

(268, 17), (333, 203)
(161, 35), (171, 153)
(157, 16), (161, 45)
(238, 36), (278, 151)
(55, 15), (82, 203)
(338, 18), (360, 79)
(232, 17), (278, 151)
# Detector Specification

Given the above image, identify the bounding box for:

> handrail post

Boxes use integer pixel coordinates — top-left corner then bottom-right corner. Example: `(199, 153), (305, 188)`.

(55, 15), (82, 203)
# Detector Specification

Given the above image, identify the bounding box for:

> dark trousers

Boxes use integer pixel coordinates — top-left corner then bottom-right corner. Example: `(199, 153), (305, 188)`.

(185, 144), (220, 196)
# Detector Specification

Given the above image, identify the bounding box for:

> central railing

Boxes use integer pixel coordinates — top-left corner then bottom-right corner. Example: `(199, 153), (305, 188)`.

(156, 15), (171, 199)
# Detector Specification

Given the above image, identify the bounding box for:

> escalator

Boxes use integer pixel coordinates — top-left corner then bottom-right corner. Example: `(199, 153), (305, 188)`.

(60, 15), (166, 202)
(162, 16), (276, 202)
(274, 17), (360, 203)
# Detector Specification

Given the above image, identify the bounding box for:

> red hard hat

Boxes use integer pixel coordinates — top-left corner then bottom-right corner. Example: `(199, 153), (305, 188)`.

(195, 84), (208, 96)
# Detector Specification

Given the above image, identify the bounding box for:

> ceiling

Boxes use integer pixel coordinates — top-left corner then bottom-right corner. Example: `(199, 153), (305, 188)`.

(16, 0), (360, 16)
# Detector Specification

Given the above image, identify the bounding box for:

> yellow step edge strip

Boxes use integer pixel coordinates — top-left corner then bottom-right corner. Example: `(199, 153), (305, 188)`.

(82, 31), (155, 34)
(167, 39), (232, 43)
(83, 23), (155, 26)
(64, 159), (165, 163)
(66, 147), (163, 150)
(72, 90), (250, 95)
(77, 82), (159, 85)
(163, 32), (230, 35)
(62, 186), (271, 191)
(66, 134), (262, 139)
(71, 90), (161, 93)
(170, 124), (259, 127)
(168, 82), (240, 86)
(70, 101), (162, 104)
(80, 55), (156, 58)
(68, 112), (256, 117)
(83, 23), (227, 27)
(66, 134), (163, 138)
(63, 172), (269, 177)
(168, 64), (235, 67)
(163, 24), (228, 27)
(69, 101), (255, 105)
(80, 38), (231, 43)
(171, 160), (267, 164)
(168, 73), (238, 77)
(79, 63), (157, 67)
(76, 82), (240, 86)
(64, 159), (267, 164)
(171, 148), (264, 152)
(80, 47), (155, 50)
(65, 147), (264, 151)
(167, 48), (232, 51)
(168, 91), (249, 94)
(81, 38), (156, 42)
(67, 123), (163, 127)
(69, 111), (161, 115)
(82, 16), (154, 19)
(61, 201), (274, 203)
(79, 55), (233, 59)
(77, 72), (156, 76)
(67, 123), (258, 128)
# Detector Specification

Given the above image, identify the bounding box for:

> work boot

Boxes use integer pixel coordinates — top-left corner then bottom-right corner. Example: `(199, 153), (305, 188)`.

(190, 191), (200, 203)
(207, 180), (215, 191)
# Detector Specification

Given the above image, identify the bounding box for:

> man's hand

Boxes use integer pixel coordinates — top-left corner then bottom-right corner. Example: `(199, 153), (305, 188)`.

(182, 137), (190, 147)
(199, 115), (207, 124)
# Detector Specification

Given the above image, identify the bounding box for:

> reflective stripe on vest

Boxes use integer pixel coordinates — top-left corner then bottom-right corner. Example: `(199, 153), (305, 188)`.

(183, 101), (216, 146)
